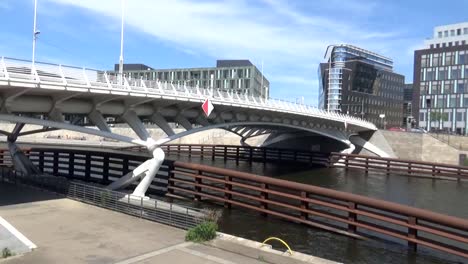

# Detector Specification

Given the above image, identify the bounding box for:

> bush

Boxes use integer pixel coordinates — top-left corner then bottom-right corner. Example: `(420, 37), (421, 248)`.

(2, 247), (14, 258)
(185, 221), (218, 242)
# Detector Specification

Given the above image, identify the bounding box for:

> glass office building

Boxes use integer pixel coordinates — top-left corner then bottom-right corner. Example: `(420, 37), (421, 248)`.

(319, 44), (405, 127)
(414, 22), (468, 134)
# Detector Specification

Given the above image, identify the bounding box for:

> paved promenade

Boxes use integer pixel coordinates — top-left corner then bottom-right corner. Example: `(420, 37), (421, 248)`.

(0, 183), (335, 264)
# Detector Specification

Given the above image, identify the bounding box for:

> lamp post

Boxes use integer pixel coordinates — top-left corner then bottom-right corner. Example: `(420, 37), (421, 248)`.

(118, 0), (125, 85)
(32, 0), (40, 69)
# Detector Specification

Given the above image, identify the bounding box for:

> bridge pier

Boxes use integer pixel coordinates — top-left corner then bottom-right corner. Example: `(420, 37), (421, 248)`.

(106, 146), (165, 198)
(7, 123), (41, 175)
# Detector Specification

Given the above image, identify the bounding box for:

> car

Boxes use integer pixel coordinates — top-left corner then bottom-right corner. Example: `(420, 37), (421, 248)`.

(410, 128), (427, 133)
(388, 127), (405, 132)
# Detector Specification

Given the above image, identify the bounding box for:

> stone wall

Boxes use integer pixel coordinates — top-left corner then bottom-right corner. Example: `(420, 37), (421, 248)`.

(379, 130), (468, 165)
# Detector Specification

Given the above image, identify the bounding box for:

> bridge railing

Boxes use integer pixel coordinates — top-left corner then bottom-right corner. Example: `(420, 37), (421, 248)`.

(0, 56), (376, 130)
(0, 167), (202, 230)
(158, 144), (330, 166)
(168, 161), (468, 259)
(329, 152), (468, 181)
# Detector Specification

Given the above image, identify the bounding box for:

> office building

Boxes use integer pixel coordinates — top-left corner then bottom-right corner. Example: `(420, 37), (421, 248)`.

(113, 60), (270, 99)
(414, 22), (468, 134)
(318, 44), (405, 127)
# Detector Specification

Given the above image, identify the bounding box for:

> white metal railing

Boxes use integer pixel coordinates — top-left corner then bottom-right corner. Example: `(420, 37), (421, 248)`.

(0, 56), (377, 130)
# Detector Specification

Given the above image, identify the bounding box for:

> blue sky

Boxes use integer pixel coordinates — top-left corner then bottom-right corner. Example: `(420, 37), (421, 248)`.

(1, 0), (467, 105)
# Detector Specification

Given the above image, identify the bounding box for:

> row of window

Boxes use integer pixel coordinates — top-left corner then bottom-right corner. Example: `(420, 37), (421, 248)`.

(421, 66), (468, 81)
(126, 68), (257, 82)
(421, 94), (468, 108)
(437, 27), (468, 38)
(419, 80), (468, 95)
(421, 51), (468, 67)
(348, 95), (402, 109)
(430, 41), (467, 49)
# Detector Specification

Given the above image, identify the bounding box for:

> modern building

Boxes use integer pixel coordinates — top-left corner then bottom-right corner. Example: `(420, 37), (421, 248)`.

(403, 83), (414, 128)
(414, 22), (468, 134)
(318, 44), (405, 128)
(113, 60), (270, 99)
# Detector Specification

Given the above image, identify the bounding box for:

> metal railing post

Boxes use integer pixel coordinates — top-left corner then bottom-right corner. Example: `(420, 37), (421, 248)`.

(260, 183), (268, 217)
(407, 216), (418, 252)
(348, 202), (357, 233)
(300, 191), (308, 220)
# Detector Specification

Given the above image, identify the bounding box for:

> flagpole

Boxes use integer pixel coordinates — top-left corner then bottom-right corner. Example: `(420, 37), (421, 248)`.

(118, 0), (125, 85)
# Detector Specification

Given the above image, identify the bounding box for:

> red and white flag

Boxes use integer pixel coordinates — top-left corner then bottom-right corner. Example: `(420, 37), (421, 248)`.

(202, 98), (214, 117)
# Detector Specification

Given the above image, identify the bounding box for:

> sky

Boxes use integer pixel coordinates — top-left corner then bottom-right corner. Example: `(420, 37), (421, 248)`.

(0, 0), (467, 106)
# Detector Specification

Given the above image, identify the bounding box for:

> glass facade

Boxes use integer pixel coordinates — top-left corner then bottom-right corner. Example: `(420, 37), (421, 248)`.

(416, 46), (468, 134)
(319, 44), (404, 127)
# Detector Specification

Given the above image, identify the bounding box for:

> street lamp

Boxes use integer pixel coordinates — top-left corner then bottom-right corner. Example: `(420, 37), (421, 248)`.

(32, 0), (40, 69)
(118, 0), (125, 85)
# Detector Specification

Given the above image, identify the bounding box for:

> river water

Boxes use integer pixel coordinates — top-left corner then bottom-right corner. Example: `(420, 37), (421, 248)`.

(166, 154), (468, 264)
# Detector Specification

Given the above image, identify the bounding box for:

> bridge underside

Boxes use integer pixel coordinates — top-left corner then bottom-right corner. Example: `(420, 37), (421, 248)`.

(0, 83), (386, 197)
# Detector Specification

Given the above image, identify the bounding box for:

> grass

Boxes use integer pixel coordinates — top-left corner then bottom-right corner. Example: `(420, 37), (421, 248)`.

(185, 221), (218, 242)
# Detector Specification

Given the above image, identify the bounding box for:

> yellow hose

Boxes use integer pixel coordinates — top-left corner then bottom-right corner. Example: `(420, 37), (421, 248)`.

(261, 237), (293, 255)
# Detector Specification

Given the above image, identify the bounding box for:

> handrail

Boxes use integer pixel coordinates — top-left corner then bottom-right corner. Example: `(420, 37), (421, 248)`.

(172, 161), (468, 230)
(330, 152), (468, 180)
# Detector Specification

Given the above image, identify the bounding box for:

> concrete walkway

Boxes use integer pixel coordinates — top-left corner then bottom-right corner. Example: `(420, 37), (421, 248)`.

(0, 183), (335, 264)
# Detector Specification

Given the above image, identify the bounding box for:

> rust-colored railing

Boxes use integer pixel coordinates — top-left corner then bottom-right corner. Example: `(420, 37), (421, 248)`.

(168, 161), (468, 258)
(330, 152), (468, 181)
(159, 144), (329, 166)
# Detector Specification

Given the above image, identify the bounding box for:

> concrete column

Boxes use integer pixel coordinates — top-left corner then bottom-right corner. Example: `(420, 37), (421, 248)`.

(88, 110), (111, 133)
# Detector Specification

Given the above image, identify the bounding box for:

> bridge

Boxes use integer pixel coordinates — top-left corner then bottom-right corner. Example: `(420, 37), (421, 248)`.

(0, 56), (384, 198)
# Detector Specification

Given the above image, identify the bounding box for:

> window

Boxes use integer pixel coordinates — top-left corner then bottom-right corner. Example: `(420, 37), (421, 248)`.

(449, 42), (453, 47)
(444, 30), (449, 37)
(452, 67), (461, 79)
(465, 28), (468, 34)
(459, 53), (467, 64)
(457, 29), (462, 35)
(430, 44), (434, 49)
(438, 31), (443, 38)
(442, 43), (446, 48)
(458, 82), (465, 93)
(436, 43), (440, 48)
(244, 79), (250, 88)
(450, 29), (455, 36)
(457, 112), (463, 122)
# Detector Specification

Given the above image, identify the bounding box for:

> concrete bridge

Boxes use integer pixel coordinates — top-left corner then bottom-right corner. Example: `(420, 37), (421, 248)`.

(0, 56), (384, 197)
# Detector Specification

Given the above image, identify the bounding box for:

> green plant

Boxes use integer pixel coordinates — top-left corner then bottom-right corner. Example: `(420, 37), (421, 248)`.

(2, 247), (14, 258)
(185, 221), (218, 242)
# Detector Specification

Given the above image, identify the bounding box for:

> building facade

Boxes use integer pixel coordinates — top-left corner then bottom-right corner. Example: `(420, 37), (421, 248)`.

(319, 44), (405, 128)
(403, 83), (414, 128)
(113, 60), (270, 99)
(414, 22), (468, 134)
